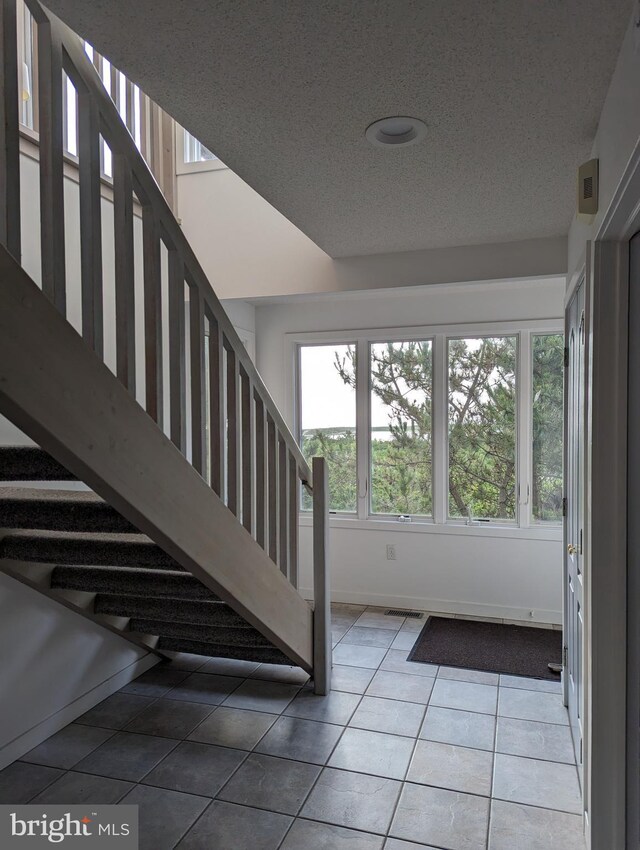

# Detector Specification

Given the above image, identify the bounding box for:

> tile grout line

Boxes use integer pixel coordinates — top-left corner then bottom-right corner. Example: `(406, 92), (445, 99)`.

(486, 684), (501, 849)
(11, 607), (578, 849)
(382, 691), (430, 844)
(24, 682), (573, 781)
(271, 691), (361, 850)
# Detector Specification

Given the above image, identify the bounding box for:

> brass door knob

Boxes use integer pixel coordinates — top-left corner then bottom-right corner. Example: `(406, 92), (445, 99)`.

(567, 544), (577, 555)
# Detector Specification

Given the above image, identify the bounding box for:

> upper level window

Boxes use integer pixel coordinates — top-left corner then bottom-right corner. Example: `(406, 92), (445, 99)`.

(448, 336), (517, 521)
(370, 340), (433, 516)
(15, 3), (175, 207)
(18, 0), (35, 129)
(176, 125), (225, 174)
(183, 129), (216, 164)
(299, 343), (357, 512)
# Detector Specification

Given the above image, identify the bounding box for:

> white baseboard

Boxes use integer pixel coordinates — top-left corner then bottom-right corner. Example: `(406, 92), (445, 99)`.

(300, 587), (562, 626)
(0, 653), (159, 770)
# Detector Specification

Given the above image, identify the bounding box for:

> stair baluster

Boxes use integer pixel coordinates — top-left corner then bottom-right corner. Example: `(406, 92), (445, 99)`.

(76, 81), (103, 356)
(207, 311), (226, 497)
(189, 282), (206, 476)
(113, 153), (136, 393)
(241, 368), (254, 534)
(142, 205), (163, 422)
(255, 393), (267, 549)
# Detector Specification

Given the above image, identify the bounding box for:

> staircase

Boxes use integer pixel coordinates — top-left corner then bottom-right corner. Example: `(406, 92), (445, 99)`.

(0, 1), (331, 691)
(0, 448), (292, 664)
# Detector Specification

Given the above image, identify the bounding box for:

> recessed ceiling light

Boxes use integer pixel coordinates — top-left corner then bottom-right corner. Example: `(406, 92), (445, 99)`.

(365, 116), (427, 148)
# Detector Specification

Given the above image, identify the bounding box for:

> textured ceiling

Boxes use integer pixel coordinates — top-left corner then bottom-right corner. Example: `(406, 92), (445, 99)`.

(45, 0), (630, 257)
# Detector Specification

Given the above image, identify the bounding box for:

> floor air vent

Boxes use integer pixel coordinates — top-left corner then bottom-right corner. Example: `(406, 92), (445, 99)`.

(385, 609), (423, 618)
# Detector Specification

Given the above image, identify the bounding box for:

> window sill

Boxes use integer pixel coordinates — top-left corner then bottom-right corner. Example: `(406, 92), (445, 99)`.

(177, 159), (228, 175)
(298, 514), (562, 541)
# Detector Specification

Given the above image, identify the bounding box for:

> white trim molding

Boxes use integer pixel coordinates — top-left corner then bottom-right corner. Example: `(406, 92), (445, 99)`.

(584, 133), (640, 850)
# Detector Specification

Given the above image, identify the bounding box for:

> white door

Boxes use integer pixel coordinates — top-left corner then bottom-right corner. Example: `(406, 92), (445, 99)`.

(564, 279), (585, 778)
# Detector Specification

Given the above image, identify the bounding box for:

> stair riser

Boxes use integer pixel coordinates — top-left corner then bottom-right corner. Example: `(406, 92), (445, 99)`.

(0, 537), (180, 569)
(0, 461), (299, 670)
(0, 504), (136, 533)
(0, 447), (76, 481)
(157, 636), (293, 665)
(94, 594), (245, 627)
(51, 567), (216, 600)
(129, 618), (273, 647)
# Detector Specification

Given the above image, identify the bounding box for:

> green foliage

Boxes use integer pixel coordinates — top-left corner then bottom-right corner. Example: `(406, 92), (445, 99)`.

(532, 334), (564, 521)
(301, 428), (357, 512)
(448, 337), (517, 519)
(300, 335), (563, 523)
(367, 342), (432, 515)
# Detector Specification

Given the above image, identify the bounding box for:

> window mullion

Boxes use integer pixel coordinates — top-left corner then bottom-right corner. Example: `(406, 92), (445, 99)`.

(356, 338), (369, 519)
(433, 335), (447, 524)
(518, 331), (532, 528)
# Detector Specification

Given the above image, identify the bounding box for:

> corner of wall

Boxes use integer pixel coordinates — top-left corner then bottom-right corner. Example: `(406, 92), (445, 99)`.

(0, 573), (158, 769)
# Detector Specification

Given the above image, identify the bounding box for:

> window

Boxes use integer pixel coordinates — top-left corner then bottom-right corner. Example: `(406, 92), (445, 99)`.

(18, 0), (35, 130)
(299, 344), (357, 512)
(531, 334), (564, 522)
(448, 336), (517, 521)
(15, 16), (173, 204)
(296, 323), (563, 530)
(62, 75), (78, 157)
(183, 129), (216, 164)
(176, 125), (225, 174)
(370, 340), (432, 515)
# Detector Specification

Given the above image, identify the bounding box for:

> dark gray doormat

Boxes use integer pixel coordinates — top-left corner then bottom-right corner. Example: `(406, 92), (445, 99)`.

(407, 616), (562, 681)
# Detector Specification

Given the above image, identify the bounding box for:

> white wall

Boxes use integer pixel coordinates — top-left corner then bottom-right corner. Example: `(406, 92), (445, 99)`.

(177, 167), (567, 300)
(0, 574), (155, 769)
(1, 143), (148, 446)
(221, 298), (256, 362)
(255, 275), (566, 622)
(567, 5), (640, 275)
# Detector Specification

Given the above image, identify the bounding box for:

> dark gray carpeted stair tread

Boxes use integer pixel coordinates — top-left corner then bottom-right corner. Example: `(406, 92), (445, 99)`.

(0, 488), (135, 533)
(94, 594), (247, 627)
(51, 566), (217, 599)
(0, 529), (181, 569)
(0, 462), (300, 670)
(0, 446), (76, 481)
(156, 636), (292, 665)
(129, 618), (272, 647)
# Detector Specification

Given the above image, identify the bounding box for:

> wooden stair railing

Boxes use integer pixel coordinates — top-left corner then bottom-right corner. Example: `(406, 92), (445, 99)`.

(0, 0), (331, 693)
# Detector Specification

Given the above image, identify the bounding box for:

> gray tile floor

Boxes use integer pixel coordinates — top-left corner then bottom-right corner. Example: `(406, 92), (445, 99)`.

(0, 604), (585, 850)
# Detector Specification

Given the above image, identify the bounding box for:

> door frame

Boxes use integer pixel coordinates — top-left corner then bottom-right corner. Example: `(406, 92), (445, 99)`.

(563, 265), (587, 783)
(584, 134), (640, 850)
(626, 231), (640, 850)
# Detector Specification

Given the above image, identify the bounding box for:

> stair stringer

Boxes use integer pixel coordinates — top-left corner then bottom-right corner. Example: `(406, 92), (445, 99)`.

(0, 246), (314, 671)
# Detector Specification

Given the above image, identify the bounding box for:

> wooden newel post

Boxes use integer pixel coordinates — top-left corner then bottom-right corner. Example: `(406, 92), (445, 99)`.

(313, 456), (331, 695)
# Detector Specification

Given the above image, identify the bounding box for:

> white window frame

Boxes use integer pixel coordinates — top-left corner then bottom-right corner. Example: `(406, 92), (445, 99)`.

(446, 331), (520, 526)
(367, 336), (435, 521)
(288, 317), (563, 541)
(297, 340), (359, 518)
(175, 124), (227, 175)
